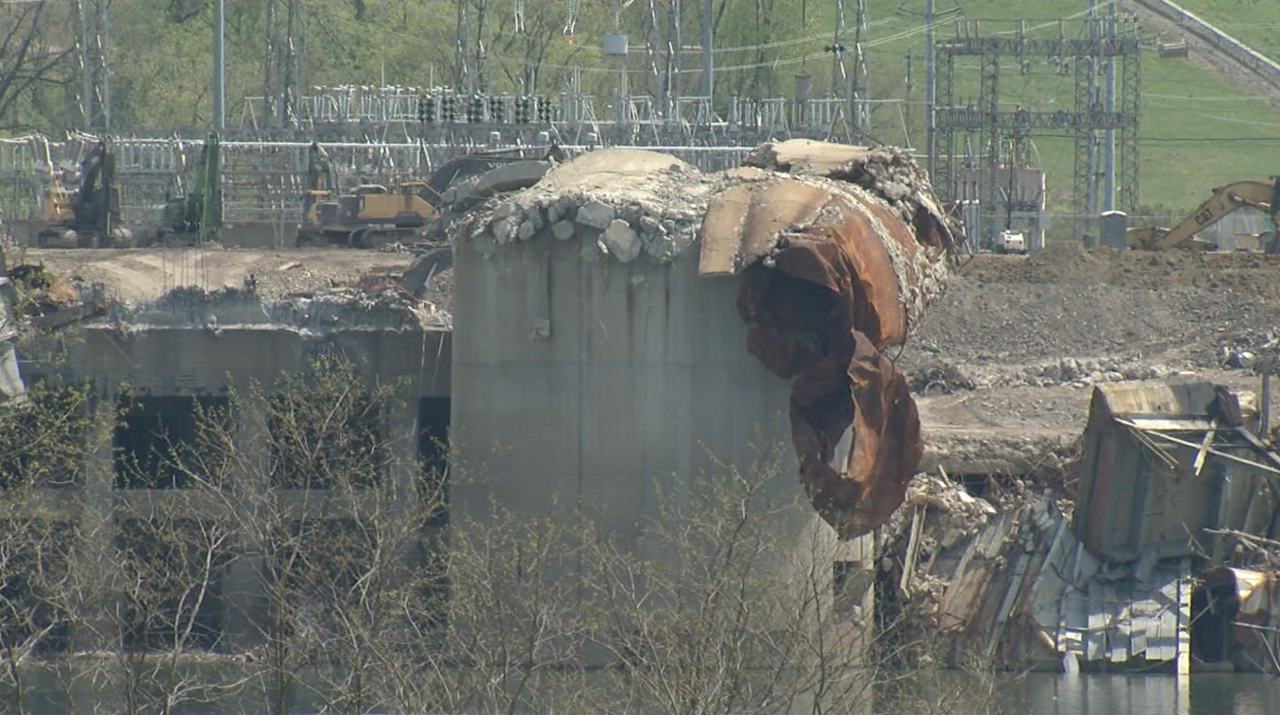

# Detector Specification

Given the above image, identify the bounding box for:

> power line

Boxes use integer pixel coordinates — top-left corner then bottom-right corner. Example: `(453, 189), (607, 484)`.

(1139, 136), (1280, 142)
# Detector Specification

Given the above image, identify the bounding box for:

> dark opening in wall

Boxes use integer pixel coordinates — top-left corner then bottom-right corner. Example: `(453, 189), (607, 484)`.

(955, 473), (991, 499)
(116, 516), (229, 651)
(272, 518), (377, 635)
(0, 386), (90, 489)
(0, 519), (75, 655)
(1192, 568), (1243, 666)
(268, 395), (383, 490)
(114, 396), (229, 489)
(418, 397), (450, 527)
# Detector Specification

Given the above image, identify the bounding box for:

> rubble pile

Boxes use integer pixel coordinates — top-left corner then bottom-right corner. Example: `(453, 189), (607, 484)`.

(911, 355), (1185, 393)
(742, 140), (955, 256)
(903, 244), (1280, 371)
(458, 150), (718, 264)
(903, 472), (999, 549)
(109, 272), (449, 331)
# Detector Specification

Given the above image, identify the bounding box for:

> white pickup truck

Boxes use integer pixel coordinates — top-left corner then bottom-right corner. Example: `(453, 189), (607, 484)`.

(997, 230), (1027, 254)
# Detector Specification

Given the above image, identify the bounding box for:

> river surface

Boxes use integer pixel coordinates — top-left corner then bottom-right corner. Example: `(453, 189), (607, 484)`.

(15, 672), (1280, 714)
(989, 673), (1279, 715)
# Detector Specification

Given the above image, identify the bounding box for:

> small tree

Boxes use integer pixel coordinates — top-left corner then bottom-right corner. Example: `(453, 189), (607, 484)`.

(0, 1), (75, 132)
(580, 446), (875, 715)
(0, 382), (98, 715)
(171, 353), (437, 715)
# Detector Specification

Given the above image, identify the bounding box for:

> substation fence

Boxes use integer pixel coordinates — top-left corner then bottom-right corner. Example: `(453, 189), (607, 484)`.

(244, 86), (869, 147)
(0, 137), (756, 224)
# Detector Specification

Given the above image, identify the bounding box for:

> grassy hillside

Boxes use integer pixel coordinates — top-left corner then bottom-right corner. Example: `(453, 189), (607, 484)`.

(848, 1), (1280, 212)
(1175, 0), (1280, 61)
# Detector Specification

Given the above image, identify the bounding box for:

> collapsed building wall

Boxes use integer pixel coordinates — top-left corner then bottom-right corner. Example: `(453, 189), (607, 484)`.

(888, 380), (1280, 675)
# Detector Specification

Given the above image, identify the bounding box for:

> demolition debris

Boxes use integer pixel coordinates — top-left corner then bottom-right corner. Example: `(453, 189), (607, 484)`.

(455, 140), (959, 538)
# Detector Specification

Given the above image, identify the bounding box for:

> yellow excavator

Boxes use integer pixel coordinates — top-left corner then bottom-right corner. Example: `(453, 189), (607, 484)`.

(37, 138), (131, 248)
(296, 142), (440, 249)
(1126, 179), (1280, 252)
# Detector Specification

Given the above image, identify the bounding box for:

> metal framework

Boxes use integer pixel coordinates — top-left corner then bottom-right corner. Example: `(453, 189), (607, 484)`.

(235, 85), (886, 148)
(0, 137), (753, 227)
(934, 19), (1141, 245)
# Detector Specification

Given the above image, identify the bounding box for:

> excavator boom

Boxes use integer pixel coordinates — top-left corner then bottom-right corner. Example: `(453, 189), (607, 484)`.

(1128, 180), (1280, 250)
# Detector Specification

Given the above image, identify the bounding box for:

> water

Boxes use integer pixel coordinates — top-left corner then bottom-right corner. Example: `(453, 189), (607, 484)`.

(995, 673), (1280, 715)
(12, 672), (1280, 714)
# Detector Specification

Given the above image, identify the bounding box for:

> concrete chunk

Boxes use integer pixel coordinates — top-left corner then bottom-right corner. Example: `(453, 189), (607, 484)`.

(576, 200), (616, 230)
(492, 217), (519, 245)
(491, 202), (518, 221)
(602, 220), (641, 263)
(552, 221), (576, 241)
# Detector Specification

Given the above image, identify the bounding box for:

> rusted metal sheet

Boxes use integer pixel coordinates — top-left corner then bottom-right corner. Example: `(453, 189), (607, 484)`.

(699, 180), (832, 276)
(719, 141), (954, 537)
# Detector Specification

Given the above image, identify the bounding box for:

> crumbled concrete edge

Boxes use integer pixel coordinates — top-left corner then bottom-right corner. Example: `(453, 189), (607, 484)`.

(454, 163), (719, 265)
(103, 286), (450, 333)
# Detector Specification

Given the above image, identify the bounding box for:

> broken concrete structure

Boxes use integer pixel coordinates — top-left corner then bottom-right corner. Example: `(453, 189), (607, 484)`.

(1075, 382), (1279, 564)
(452, 141), (957, 564)
(6, 139), (960, 663)
(4, 249), (451, 649)
(895, 379), (1280, 674)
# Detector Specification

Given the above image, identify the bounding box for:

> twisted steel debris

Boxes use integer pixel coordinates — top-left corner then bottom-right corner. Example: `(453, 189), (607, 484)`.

(705, 140), (958, 537)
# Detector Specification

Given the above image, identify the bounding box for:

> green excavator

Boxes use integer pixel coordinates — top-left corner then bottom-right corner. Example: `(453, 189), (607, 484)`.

(139, 133), (222, 247)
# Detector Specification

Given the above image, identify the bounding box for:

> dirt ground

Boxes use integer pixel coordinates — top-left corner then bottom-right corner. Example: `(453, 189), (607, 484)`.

(904, 243), (1280, 466)
(10, 247), (422, 304)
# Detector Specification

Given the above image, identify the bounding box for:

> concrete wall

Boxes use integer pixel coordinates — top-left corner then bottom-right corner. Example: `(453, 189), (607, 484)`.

(12, 325), (451, 650)
(35, 326), (451, 398)
(451, 228), (870, 602)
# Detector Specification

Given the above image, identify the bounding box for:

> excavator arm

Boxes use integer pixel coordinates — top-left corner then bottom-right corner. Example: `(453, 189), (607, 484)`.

(302, 142), (336, 224)
(1127, 180), (1280, 250)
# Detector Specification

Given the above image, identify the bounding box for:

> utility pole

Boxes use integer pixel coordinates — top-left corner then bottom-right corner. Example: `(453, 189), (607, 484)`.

(456, 1), (470, 93)
(476, 0), (490, 94)
(832, 0), (846, 96)
(214, 0), (225, 132)
(1104, 0), (1117, 212)
(102, 1), (111, 129)
(701, 0), (712, 98)
(925, 0), (936, 181)
(854, 0), (869, 131)
(669, 0), (681, 120)
(905, 51), (914, 129)
(79, 0), (112, 130)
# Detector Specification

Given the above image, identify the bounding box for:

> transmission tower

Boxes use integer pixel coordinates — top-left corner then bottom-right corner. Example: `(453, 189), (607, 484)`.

(78, 0), (111, 130)
(933, 17), (1141, 246)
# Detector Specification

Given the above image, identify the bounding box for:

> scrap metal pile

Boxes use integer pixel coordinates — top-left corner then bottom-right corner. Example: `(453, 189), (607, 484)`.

(882, 380), (1280, 674)
(457, 140), (960, 538)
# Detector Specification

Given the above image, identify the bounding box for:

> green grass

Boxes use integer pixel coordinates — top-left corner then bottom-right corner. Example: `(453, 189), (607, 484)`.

(844, 0), (1280, 211)
(1175, 0), (1280, 62)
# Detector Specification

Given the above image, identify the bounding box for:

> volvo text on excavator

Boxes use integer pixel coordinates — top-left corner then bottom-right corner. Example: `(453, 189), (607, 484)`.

(1126, 179), (1280, 252)
(295, 142), (439, 249)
